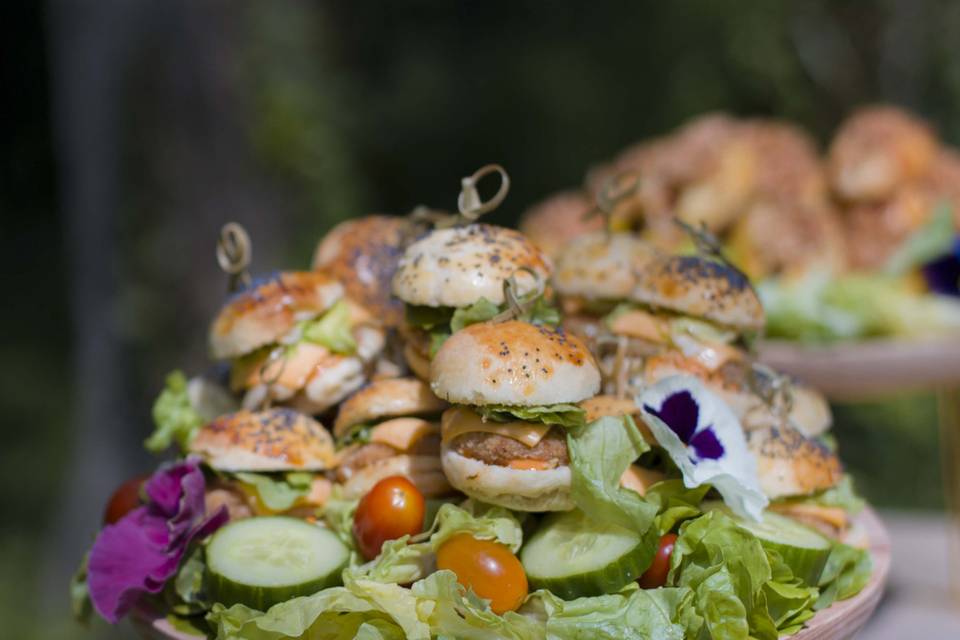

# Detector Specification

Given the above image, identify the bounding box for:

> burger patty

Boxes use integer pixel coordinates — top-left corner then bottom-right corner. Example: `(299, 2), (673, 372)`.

(452, 429), (569, 467)
(336, 434), (441, 482)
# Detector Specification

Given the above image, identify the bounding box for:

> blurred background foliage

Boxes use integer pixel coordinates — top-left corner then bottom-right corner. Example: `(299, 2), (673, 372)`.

(2, 0), (956, 637)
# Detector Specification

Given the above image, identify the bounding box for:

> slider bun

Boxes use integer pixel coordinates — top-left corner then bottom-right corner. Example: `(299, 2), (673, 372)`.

(312, 215), (419, 327)
(190, 408), (335, 472)
(630, 254), (765, 331)
(440, 445), (573, 511)
(747, 424), (842, 499)
(333, 377), (447, 438)
(579, 394), (654, 442)
(518, 190), (601, 258)
(430, 321), (600, 407)
(391, 224), (551, 308)
(210, 272), (344, 359)
(553, 232), (659, 301)
(340, 453), (452, 499)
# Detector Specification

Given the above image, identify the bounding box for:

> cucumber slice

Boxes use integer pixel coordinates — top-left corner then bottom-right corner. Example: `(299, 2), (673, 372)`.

(703, 502), (832, 585)
(206, 516), (348, 610)
(520, 509), (658, 599)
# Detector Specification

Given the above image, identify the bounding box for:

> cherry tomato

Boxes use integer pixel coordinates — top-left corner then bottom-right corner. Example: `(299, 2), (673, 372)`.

(436, 533), (528, 614)
(352, 476), (425, 560)
(103, 474), (150, 524)
(638, 533), (678, 589)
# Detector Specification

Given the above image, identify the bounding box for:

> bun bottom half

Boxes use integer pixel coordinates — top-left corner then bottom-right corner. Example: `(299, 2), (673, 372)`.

(440, 446), (574, 512)
(340, 454), (452, 499)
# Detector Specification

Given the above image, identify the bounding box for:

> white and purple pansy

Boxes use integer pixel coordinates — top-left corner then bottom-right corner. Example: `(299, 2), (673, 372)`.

(637, 375), (768, 521)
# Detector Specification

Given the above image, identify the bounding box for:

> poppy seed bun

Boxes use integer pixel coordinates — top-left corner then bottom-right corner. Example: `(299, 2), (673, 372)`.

(440, 446), (574, 511)
(554, 232), (659, 301)
(333, 377), (447, 438)
(312, 215), (419, 328)
(391, 224), (552, 308)
(210, 272), (344, 359)
(189, 408), (335, 471)
(430, 321), (600, 406)
(630, 255), (765, 331)
(339, 454), (452, 499)
(746, 424), (842, 499)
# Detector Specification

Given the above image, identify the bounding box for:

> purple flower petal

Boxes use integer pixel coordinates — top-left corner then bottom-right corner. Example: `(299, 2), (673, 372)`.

(87, 458), (226, 623)
(643, 390), (699, 444)
(689, 427), (725, 462)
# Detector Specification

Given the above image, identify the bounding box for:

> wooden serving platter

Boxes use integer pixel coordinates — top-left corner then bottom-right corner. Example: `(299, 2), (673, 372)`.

(758, 338), (960, 401)
(130, 509), (891, 640)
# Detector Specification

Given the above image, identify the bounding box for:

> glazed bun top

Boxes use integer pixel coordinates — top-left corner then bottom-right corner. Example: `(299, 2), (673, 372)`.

(209, 272), (344, 360)
(311, 215), (420, 328)
(747, 424), (843, 499)
(553, 232), (659, 301)
(333, 377), (448, 438)
(430, 320), (600, 406)
(630, 254), (765, 331)
(189, 408), (335, 471)
(391, 224), (552, 308)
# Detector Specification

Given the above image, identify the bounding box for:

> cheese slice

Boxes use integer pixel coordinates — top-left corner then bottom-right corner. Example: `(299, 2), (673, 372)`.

(369, 417), (439, 452)
(608, 309), (669, 343)
(507, 459), (556, 470)
(441, 407), (553, 448)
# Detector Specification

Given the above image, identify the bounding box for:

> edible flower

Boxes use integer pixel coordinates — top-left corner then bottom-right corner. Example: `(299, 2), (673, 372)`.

(638, 375), (767, 521)
(87, 457), (227, 623)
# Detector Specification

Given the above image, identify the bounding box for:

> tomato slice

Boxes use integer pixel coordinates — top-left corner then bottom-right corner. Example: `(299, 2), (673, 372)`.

(352, 475), (425, 560)
(436, 533), (528, 614)
(638, 532), (677, 589)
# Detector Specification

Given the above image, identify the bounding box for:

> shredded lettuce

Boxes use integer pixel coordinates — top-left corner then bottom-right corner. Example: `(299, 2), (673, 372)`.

(302, 299), (357, 354)
(477, 403), (587, 428)
(146, 371), (206, 454)
(567, 415), (657, 534)
(450, 297), (502, 333)
(232, 472), (315, 513)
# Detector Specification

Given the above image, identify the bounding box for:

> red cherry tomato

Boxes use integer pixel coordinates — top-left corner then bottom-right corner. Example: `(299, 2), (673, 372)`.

(352, 476), (425, 560)
(638, 533), (678, 589)
(103, 474), (150, 524)
(436, 533), (528, 614)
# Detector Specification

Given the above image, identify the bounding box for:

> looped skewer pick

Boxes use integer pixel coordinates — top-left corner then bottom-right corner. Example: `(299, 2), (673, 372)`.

(585, 172), (640, 231)
(749, 362), (795, 420)
(216, 222), (252, 293)
(490, 267), (544, 324)
(457, 163), (510, 222)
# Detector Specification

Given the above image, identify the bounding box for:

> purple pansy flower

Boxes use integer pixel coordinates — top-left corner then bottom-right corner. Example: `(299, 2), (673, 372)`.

(87, 457), (227, 623)
(638, 376), (767, 521)
(922, 235), (960, 297)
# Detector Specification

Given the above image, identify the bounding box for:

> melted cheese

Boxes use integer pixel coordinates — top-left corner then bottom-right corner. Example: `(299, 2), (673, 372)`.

(369, 417), (439, 452)
(507, 459), (555, 470)
(608, 309), (669, 343)
(441, 407), (552, 448)
(619, 465), (666, 496)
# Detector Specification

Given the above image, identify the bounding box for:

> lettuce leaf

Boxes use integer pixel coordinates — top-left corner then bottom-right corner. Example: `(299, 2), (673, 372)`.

(567, 415), (657, 534)
(146, 371), (206, 453)
(530, 584), (702, 640)
(70, 553), (92, 625)
(450, 297), (501, 333)
(667, 510), (820, 640)
(773, 475), (866, 515)
(170, 545), (210, 616)
(476, 403), (587, 427)
(232, 472), (314, 513)
(302, 299), (356, 354)
(405, 304), (455, 330)
(884, 203), (955, 277)
(815, 543), (872, 610)
(643, 480), (711, 535)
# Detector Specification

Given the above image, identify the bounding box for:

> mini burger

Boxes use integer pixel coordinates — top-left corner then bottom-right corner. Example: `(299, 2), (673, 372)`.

(188, 407), (336, 519)
(392, 224), (555, 379)
(331, 377), (451, 498)
(311, 215), (423, 329)
(209, 271), (386, 414)
(518, 190), (603, 259)
(430, 320), (600, 511)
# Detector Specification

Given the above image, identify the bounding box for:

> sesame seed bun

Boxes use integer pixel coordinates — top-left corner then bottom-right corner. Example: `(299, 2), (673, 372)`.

(440, 445), (573, 511)
(630, 254), (765, 332)
(391, 224), (552, 308)
(189, 408), (335, 472)
(430, 321), (600, 407)
(312, 215), (420, 328)
(553, 232), (660, 301)
(209, 272), (344, 360)
(747, 424), (842, 499)
(333, 377), (447, 438)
